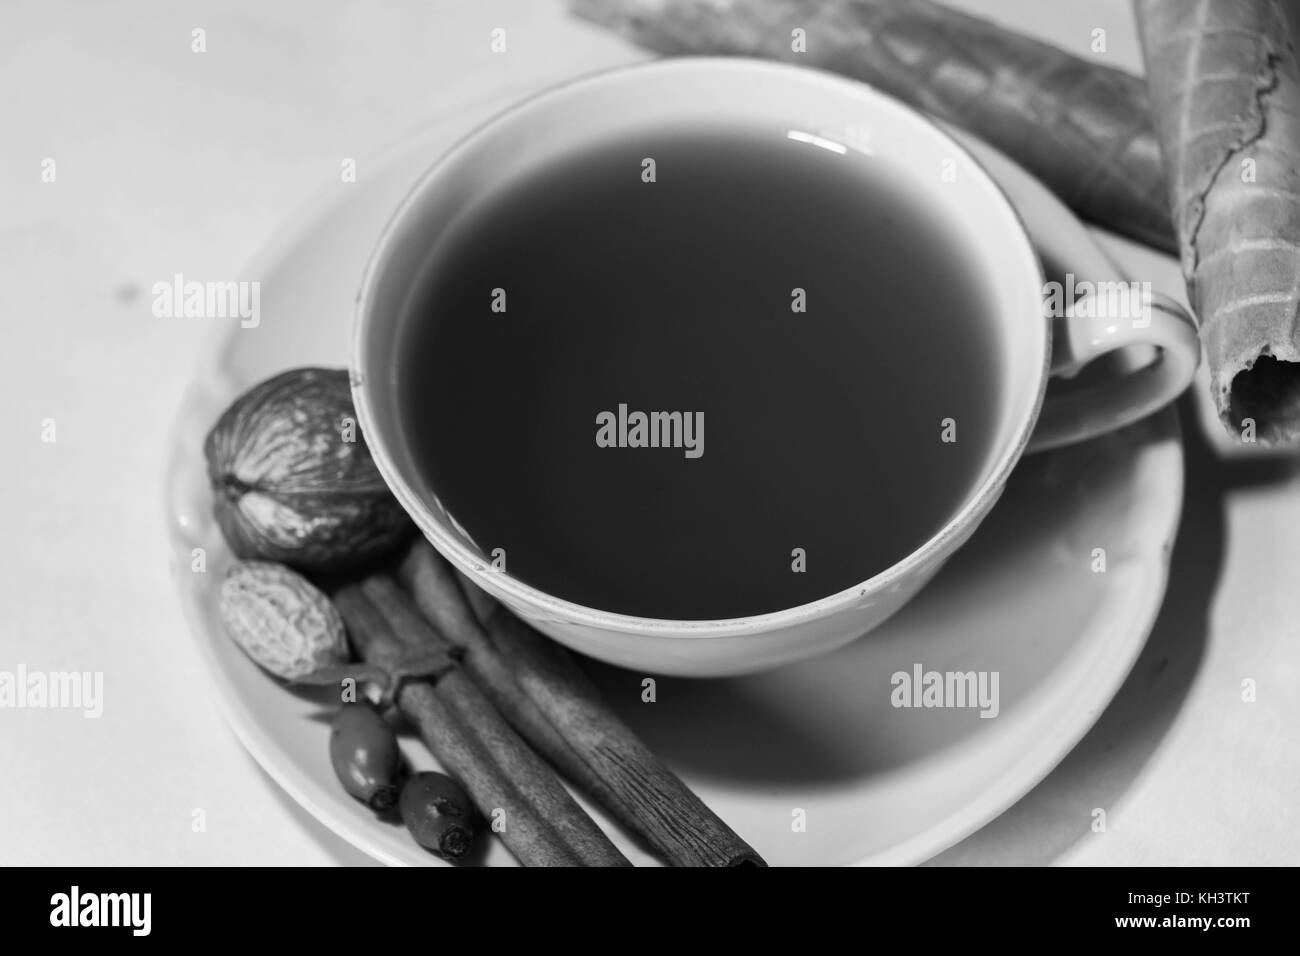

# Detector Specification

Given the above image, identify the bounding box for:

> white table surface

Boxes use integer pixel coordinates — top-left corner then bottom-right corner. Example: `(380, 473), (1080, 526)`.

(1, 0), (1296, 866)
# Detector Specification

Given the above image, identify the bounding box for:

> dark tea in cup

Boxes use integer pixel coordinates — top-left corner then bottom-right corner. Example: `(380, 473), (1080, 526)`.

(394, 121), (1002, 619)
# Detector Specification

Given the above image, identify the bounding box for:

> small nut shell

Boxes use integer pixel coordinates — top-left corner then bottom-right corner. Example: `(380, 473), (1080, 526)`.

(219, 561), (347, 680)
(204, 367), (411, 573)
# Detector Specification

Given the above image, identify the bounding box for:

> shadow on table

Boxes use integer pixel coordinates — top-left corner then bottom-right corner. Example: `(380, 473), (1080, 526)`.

(929, 392), (1296, 865)
(249, 758), (384, 867)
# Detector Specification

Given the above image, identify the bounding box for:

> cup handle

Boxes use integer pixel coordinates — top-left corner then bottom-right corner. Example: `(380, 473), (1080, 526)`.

(1025, 285), (1201, 454)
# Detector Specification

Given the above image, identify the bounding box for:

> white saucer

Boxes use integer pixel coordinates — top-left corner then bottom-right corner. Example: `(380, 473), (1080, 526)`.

(164, 86), (1182, 866)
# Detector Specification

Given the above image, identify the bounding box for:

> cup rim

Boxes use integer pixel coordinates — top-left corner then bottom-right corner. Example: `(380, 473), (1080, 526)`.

(352, 56), (1049, 638)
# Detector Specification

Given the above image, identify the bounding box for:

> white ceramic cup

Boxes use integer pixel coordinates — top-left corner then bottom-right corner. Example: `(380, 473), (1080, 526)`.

(353, 58), (1200, 677)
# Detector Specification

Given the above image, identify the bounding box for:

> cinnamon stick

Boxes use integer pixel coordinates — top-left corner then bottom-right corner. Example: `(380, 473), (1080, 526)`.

(570, 0), (1176, 253)
(1137, 0), (1300, 441)
(333, 582), (630, 866)
(365, 568), (623, 828)
(398, 541), (766, 867)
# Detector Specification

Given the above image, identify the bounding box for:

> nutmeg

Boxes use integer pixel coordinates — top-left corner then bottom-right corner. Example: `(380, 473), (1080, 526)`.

(219, 561), (349, 680)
